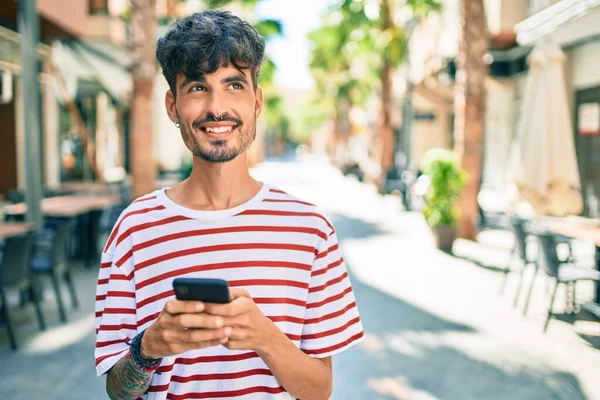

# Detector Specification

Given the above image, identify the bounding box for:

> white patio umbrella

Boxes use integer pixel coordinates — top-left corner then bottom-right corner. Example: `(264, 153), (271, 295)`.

(506, 39), (583, 216)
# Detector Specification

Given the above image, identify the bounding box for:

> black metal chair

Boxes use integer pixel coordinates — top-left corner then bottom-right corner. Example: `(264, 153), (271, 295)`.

(548, 231), (575, 263)
(534, 231), (600, 333)
(31, 222), (78, 323)
(73, 210), (104, 269)
(580, 302), (600, 321)
(7, 189), (24, 204)
(101, 202), (128, 234)
(478, 210), (511, 233)
(500, 217), (538, 312)
(0, 231), (46, 349)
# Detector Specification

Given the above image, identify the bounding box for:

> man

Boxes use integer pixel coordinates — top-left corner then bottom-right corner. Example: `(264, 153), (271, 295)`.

(95, 10), (364, 400)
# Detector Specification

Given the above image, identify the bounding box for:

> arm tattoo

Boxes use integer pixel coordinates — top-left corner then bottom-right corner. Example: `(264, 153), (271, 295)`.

(106, 353), (154, 400)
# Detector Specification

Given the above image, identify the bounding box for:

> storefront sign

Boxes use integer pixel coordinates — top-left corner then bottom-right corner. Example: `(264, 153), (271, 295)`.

(578, 102), (600, 137)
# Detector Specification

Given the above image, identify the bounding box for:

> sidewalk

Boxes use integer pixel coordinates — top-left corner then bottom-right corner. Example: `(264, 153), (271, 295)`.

(1, 156), (599, 399)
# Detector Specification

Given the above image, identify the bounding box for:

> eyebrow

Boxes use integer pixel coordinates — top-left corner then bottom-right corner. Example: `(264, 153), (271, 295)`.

(178, 74), (249, 91)
(222, 75), (248, 85)
(179, 75), (205, 92)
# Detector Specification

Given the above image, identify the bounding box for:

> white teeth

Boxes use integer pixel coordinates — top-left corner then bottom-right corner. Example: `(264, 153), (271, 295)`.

(205, 126), (233, 133)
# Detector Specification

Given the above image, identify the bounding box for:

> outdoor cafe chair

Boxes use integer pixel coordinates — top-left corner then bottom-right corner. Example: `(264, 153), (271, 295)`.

(533, 231), (600, 333)
(101, 202), (128, 234)
(580, 302), (600, 334)
(580, 302), (600, 321)
(0, 231), (46, 350)
(31, 221), (79, 323)
(74, 209), (104, 269)
(7, 189), (24, 204)
(500, 217), (538, 312)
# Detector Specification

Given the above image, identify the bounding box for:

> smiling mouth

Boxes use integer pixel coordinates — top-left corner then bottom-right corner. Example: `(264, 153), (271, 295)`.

(200, 125), (238, 134)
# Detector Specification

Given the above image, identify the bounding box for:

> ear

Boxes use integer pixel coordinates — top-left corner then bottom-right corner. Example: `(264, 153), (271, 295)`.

(254, 86), (264, 119)
(165, 90), (178, 124)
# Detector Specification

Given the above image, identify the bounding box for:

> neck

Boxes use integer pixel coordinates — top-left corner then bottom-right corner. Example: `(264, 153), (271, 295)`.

(167, 153), (262, 211)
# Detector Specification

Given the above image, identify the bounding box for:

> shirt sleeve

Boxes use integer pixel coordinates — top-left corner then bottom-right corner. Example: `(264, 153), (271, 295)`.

(300, 228), (364, 358)
(94, 249), (138, 376)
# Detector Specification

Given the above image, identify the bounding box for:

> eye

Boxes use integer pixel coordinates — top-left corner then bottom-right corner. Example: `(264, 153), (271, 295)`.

(190, 85), (206, 92)
(228, 82), (244, 90)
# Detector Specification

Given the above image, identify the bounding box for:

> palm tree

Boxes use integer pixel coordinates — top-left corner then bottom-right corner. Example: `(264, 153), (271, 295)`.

(378, 0), (440, 189)
(309, 23), (354, 162)
(378, 0), (396, 181)
(130, 0), (157, 198)
(308, 1), (378, 164)
(308, 0), (439, 182)
(453, 0), (488, 239)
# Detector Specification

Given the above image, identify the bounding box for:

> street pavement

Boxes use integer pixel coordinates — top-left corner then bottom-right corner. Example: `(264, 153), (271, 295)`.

(1, 154), (599, 400)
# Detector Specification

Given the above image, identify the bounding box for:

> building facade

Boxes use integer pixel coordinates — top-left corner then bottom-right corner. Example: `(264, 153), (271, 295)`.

(401, 0), (600, 216)
(0, 0), (131, 197)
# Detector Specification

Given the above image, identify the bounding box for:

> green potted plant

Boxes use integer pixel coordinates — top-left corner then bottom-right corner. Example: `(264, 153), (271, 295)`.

(420, 148), (468, 252)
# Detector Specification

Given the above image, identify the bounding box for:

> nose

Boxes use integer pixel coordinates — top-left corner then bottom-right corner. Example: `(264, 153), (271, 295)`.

(205, 89), (229, 118)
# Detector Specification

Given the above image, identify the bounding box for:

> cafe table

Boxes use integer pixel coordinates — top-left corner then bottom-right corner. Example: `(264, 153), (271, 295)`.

(3, 196), (121, 267)
(0, 222), (34, 240)
(3, 195), (120, 218)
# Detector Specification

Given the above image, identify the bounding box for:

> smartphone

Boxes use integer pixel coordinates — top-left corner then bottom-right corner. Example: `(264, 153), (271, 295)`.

(172, 278), (231, 303)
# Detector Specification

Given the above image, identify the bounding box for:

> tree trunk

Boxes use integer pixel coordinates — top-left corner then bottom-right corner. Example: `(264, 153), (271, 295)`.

(379, 0), (395, 190)
(454, 0), (488, 239)
(337, 97), (352, 166)
(329, 104), (341, 163)
(130, 0), (157, 199)
(166, 0), (178, 18)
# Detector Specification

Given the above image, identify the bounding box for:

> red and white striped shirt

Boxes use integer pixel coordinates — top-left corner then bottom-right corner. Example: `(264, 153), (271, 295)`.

(95, 183), (364, 399)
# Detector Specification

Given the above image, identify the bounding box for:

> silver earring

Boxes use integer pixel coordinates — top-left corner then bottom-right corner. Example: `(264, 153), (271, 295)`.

(175, 122), (180, 128)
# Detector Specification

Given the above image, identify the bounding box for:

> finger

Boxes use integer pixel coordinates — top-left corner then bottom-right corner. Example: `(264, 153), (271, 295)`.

(200, 336), (229, 348)
(177, 336), (229, 353)
(220, 313), (248, 328)
(230, 288), (251, 300)
(204, 297), (247, 317)
(177, 327), (233, 344)
(223, 340), (245, 351)
(171, 313), (226, 330)
(164, 298), (205, 315)
(226, 328), (246, 341)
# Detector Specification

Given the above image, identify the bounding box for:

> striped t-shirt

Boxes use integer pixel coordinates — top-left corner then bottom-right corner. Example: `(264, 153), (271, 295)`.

(95, 183), (364, 399)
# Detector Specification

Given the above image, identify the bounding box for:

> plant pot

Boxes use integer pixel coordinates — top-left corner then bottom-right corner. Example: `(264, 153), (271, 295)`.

(433, 225), (456, 253)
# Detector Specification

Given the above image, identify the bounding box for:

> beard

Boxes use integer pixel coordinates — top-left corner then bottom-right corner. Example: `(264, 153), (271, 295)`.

(180, 113), (257, 164)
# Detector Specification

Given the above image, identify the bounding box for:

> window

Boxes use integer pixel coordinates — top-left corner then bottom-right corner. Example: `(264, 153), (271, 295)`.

(89, 0), (109, 15)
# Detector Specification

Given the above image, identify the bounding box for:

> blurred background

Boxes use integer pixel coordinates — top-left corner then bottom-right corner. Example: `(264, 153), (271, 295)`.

(1, 0), (600, 399)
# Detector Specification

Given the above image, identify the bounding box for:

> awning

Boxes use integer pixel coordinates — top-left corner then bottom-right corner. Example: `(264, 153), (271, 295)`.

(515, 0), (600, 46)
(50, 39), (131, 105)
(0, 25), (50, 74)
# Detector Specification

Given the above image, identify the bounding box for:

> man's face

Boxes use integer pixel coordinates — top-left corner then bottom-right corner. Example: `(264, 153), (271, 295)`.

(167, 65), (263, 163)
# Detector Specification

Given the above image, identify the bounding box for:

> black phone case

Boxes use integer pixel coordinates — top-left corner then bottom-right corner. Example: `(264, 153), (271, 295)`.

(172, 278), (231, 303)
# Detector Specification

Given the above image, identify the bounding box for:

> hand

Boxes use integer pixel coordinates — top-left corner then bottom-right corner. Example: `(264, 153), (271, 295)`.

(141, 299), (231, 359)
(203, 289), (277, 353)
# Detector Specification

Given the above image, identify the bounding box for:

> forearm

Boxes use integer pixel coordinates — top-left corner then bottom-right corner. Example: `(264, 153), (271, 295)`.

(257, 325), (332, 400)
(106, 353), (154, 400)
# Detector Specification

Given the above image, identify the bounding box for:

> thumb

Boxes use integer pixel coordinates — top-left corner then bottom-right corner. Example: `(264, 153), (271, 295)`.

(229, 288), (251, 300)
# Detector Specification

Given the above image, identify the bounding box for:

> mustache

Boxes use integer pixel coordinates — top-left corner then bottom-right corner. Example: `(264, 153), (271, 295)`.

(192, 114), (242, 129)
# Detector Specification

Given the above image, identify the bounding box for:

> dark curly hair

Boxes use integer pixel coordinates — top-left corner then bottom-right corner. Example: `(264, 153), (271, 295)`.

(156, 10), (266, 96)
